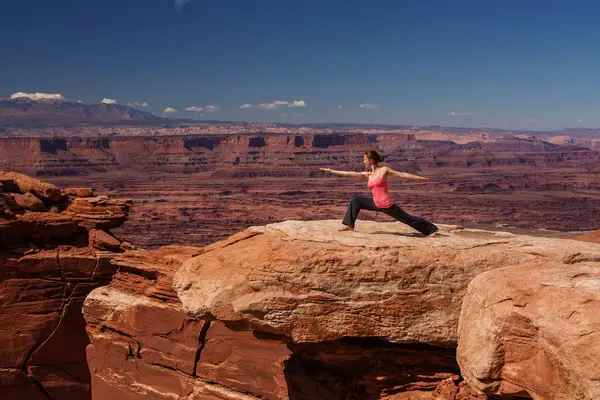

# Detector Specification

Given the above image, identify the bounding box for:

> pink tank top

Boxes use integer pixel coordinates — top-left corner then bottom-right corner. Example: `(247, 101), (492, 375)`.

(368, 177), (395, 208)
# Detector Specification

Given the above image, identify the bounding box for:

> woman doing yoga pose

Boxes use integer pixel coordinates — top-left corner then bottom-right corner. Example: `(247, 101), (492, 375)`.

(320, 150), (438, 237)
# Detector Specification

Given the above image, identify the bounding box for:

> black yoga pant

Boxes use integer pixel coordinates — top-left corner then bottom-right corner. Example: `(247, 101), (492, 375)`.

(342, 195), (438, 236)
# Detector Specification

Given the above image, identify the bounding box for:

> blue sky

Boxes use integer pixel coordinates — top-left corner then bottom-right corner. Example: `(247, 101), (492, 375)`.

(1, 0), (600, 130)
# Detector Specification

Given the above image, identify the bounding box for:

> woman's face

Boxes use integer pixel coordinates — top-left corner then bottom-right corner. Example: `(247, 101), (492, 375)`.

(363, 155), (372, 168)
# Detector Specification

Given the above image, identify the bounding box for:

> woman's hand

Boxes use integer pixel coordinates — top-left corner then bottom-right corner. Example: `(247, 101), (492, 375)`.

(319, 168), (333, 173)
(420, 177), (430, 182)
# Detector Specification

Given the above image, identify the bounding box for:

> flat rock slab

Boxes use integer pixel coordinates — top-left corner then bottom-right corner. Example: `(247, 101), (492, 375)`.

(174, 220), (600, 346)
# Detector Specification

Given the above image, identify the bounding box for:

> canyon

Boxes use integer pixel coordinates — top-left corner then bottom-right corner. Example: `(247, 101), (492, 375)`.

(1, 132), (598, 248)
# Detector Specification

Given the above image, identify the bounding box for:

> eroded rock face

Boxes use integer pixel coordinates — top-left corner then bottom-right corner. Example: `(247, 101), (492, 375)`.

(0, 172), (131, 400)
(83, 244), (480, 400)
(86, 220), (600, 399)
(173, 220), (599, 346)
(0, 247), (119, 400)
(457, 262), (600, 400)
(83, 247), (294, 400)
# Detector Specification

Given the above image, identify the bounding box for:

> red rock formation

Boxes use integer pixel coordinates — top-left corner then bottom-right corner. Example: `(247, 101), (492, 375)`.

(83, 247), (294, 399)
(0, 171), (63, 202)
(174, 221), (595, 346)
(66, 196), (131, 231)
(10, 192), (46, 211)
(64, 188), (95, 198)
(0, 172), (131, 400)
(82, 225), (493, 400)
(87, 220), (599, 399)
(457, 259), (600, 399)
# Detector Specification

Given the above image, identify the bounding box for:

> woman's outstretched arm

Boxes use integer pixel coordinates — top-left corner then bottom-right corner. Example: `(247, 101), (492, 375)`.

(320, 168), (369, 179)
(385, 167), (430, 181)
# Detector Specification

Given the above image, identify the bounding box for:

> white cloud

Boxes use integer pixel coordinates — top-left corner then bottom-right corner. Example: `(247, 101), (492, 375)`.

(11, 92), (65, 101)
(164, 107), (179, 113)
(186, 106), (204, 112)
(128, 101), (149, 108)
(448, 111), (474, 116)
(101, 98), (117, 105)
(338, 105), (343, 109)
(76, 100), (83, 103)
(205, 105), (220, 112)
(360, 103), (379, 109)
(244, 100), (307, 110)
(256, 103), (278, 110)
(574, 119), (583, 124)
(288, 100), (307, 108)
(175, 0), (191, 12)
(280, 114), (287, 117)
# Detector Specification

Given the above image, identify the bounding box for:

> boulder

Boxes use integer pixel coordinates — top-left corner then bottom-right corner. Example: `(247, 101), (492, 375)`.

(66, 196), (132, 230)
(457, 262), (600, 399)
(64, 188), (95, 198)
(10, 192), (46, 211)
(174, 220), (600, 346)
(0, 171), (62, 203)
(88, 228), (122, 252)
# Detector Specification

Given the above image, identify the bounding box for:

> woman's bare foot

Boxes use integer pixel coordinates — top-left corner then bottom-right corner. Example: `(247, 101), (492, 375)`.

(339, 225), (354, 232)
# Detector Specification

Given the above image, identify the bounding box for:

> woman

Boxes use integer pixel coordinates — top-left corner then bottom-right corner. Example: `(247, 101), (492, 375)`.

(320, 150), (438, 237)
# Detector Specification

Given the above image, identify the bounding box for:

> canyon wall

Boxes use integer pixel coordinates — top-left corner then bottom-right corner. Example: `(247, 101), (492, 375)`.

(0, 172), (130, 400)
(0, 133), (596, 177)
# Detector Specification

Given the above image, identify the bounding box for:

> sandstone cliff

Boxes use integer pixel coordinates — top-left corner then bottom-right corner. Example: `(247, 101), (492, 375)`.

(1, 134), (594, 178)
(0, 172), (131, 400)
(83, 220), (600, 399)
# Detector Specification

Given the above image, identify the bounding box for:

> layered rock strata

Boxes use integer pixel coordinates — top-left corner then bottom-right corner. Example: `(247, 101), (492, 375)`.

(0, 172), (131, 400)
(86, 220), (600, 399)
(83, 226), (490, 400)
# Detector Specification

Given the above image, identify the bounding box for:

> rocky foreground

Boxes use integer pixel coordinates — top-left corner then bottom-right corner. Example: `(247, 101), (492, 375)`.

(0, 172), (131, 399)
(82, 220), (600, 400)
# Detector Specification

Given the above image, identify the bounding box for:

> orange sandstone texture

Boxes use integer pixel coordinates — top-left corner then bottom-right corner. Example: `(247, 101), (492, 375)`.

(83, 219), (600, 399)
(458, 262), (600, 399)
